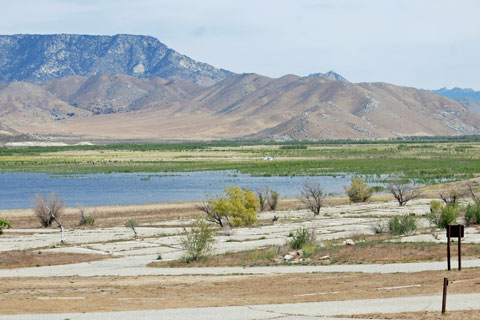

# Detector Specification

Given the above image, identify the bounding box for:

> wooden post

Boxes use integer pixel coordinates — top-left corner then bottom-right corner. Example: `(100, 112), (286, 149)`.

(447, 225), (451, 271)
(442, 277), (448, 314)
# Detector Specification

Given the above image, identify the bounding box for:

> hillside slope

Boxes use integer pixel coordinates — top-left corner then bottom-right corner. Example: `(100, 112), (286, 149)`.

(0, 73), (478, 141)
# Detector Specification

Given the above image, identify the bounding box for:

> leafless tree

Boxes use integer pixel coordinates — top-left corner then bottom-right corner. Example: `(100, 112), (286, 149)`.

(197, 201), (225, 227)
(32, 193), (66, 242)
(299, 182), (324, 215)
(388, 180), (419, 206)
(78, 207), (95, 226)
(124, 219), (138, 239)
(440, 190), (461, 206)
(466, 181), (478, 200)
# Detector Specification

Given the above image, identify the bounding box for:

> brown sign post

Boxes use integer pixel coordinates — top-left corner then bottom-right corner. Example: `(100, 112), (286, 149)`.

(446, 224), (464, 271)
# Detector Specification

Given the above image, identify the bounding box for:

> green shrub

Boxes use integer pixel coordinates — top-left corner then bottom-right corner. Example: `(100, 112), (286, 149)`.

(78, 208), (95, 226)
(370, 185), (385, 193)
(267, 190), (279, 211)
(465, 199), (480, 226)
(257, 190), (266, 211)
(301, 244), (318, 257)
(180, 218), (215, 262)
(288, 227), (316, 250)
(345, 177), (372, 203)
(279, 145), (308, 150)
(0, 218), (11, 235)
(427, 201), (460, 229)
(388, 215), (417, 235)
(257, 187), (279, 211)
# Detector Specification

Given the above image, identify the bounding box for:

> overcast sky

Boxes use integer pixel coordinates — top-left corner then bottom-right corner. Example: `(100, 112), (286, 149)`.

(1, 0), (479, 89)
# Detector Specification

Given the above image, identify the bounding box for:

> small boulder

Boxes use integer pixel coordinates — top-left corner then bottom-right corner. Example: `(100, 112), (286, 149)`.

(344, 239), (356, 246)
(318, 255), (330, 260)
(284, 254), (294, 261)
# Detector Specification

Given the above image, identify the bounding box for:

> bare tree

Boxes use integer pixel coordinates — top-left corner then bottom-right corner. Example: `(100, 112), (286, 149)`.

(78, 207), (95, 226)
(440, 190), (461, 206)
(388, 180), (418, 206)
(299, 182), (324, 215)
(124, 219), (138, 239)
(466, 181), (478, 200)
(32, 193), (66, 242)
(197, 200), (226, 227)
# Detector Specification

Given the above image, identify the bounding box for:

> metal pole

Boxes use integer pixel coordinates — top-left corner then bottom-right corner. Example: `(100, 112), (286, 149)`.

(458, 232), (462, 271)
(442, 277), (448, 314)
(447, 225), (451, 271)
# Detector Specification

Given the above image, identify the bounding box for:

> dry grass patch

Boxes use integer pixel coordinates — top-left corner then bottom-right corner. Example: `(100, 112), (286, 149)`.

(151, 235), (480, 268)
(0, 202), (201, 229)
(318, 239), (480, 264)
(0, 251), (111, 269)
(150, 247), (281, 268)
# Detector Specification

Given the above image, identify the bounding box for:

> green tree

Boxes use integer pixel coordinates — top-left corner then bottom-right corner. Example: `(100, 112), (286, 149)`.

(345, 177), (372, 203)
(212, 186), (259, 227)
(0, 218), (11, 235)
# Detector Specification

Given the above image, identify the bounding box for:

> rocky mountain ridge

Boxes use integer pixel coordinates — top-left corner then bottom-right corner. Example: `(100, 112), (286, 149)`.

(0, 34), (234, 86)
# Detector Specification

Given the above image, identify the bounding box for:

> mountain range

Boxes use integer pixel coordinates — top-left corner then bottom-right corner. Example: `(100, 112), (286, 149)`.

(0, 34), (479, 142)
(429, 88), (480, 114)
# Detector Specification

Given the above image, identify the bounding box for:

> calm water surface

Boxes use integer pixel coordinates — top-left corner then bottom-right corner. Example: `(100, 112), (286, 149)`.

(0, 171), (365, 209)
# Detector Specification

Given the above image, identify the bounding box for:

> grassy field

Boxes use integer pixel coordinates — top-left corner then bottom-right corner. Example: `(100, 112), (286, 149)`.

(1, 140), (480, 183)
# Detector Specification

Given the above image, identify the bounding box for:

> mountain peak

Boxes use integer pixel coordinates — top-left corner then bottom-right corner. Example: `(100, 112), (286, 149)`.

(305, 71), (348, 82)
(0, 34), (235, 86)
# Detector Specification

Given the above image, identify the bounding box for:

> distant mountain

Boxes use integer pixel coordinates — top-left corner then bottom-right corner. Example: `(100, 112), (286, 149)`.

(306, 71), (348, 82)
(0, 33), (478, 141)
(430, 87), (480, 102)
(429, 87), (480, 114)
(0, 34), (234, 86)
(1, 73), (479, 141)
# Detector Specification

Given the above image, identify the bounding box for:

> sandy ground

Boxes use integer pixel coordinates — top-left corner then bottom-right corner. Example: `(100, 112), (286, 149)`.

(1, 269), (480, 315)
(1, 198), (480, 317)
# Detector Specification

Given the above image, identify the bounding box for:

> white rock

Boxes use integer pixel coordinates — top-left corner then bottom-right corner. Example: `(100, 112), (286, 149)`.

(284, 254), (294, 261)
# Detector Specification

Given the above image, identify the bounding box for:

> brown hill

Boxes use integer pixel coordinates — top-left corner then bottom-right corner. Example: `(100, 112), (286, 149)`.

(0, 73), (478, 141)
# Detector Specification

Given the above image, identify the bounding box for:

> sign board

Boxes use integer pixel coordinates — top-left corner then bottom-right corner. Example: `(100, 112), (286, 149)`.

(446, 224), (464, 271)
(446, 225), (464, 238)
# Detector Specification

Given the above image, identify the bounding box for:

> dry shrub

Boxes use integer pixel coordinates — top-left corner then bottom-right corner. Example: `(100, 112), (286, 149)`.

(32, 193), (65, 228)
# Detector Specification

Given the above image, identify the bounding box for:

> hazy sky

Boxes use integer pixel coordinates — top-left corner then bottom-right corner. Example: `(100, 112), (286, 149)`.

(1, 0), (479, 89)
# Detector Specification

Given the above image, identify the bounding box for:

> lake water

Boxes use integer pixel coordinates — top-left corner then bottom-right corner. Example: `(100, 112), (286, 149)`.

(0, 171), (368, 210)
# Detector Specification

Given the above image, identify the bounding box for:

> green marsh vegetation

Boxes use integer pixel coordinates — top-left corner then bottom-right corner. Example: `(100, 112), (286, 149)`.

(1, 139), (480, 184)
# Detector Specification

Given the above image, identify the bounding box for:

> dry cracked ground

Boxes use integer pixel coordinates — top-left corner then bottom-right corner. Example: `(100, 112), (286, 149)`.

(1, 199), (480, 319)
